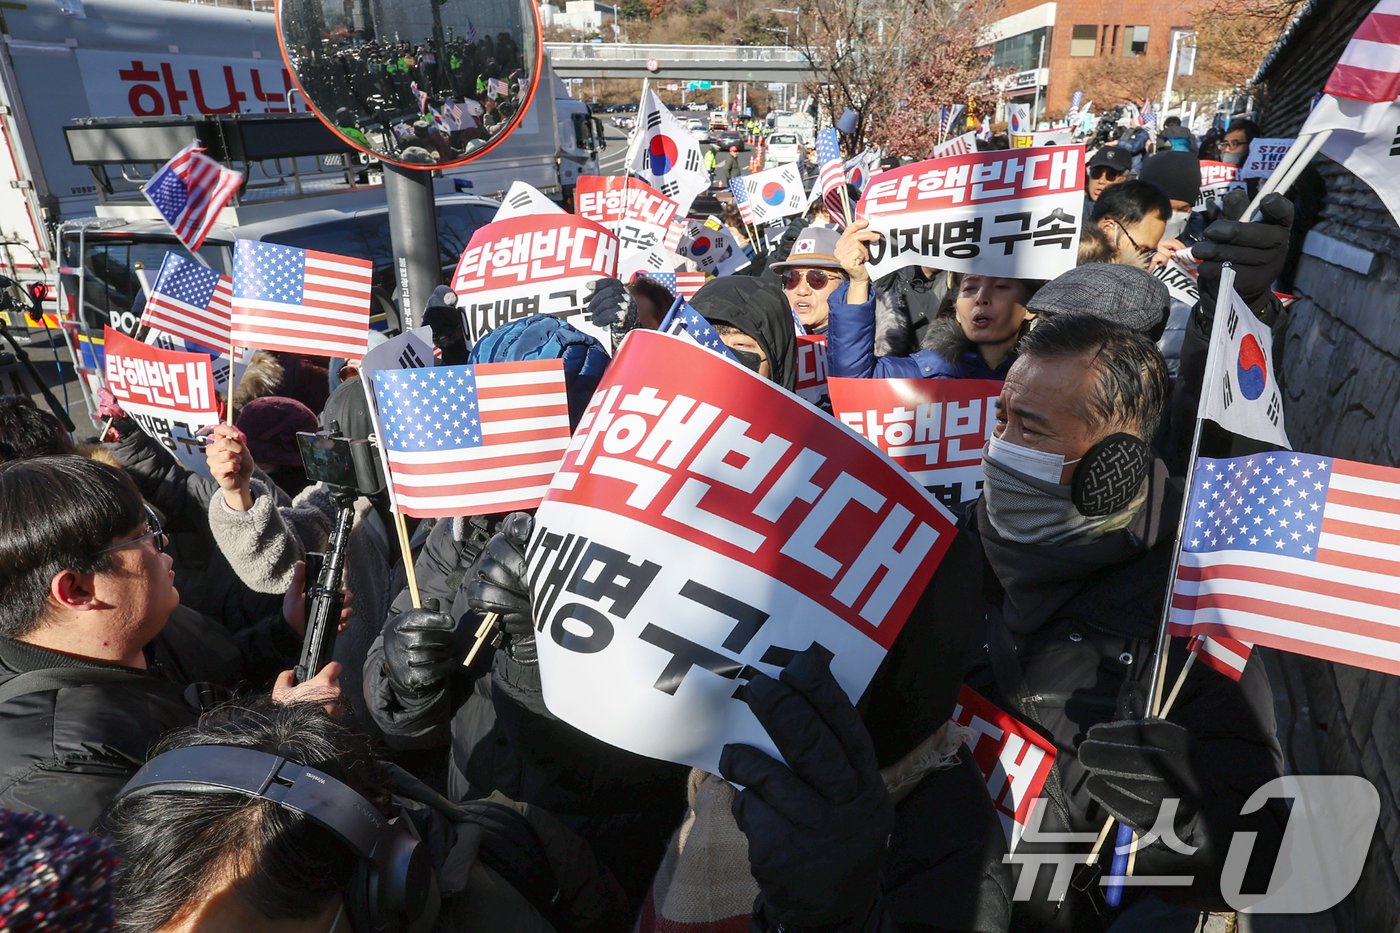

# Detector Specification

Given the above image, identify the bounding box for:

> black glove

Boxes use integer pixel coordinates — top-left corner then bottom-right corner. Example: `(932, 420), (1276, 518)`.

(420, 285), (468, 364)
(1195, 190), (1293, 315)
(383, 597), (458, 697)
(1079, 717), (1205, 836)
(585, 276), (633, 329)
(464, 512), (536, 658)
(720, 645), (892, 928)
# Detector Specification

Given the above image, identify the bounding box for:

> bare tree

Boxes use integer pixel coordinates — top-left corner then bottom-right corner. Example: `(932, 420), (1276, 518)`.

(790, 0), (1005, 156)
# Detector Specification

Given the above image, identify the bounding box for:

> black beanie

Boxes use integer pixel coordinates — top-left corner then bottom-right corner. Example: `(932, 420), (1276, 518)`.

(1138, 151), (1201, 207)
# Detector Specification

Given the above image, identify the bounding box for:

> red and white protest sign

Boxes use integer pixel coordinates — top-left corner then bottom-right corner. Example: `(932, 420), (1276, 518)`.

(1195, 160), (1245, 212)
(830, 377), (1001, 507)
(795, 334), (829, 407)
(527, 330), (958, 773)
(856, 146), (1084, 280)
(494, 181), (566, 221)
(451, 213), (619, 344)
(953, 685), (1057, 851)
(576, 176), (684, 256)
(1239, 138), (1294, 181)
(103, 326), (219, 425)
(104, 326), (220, 476)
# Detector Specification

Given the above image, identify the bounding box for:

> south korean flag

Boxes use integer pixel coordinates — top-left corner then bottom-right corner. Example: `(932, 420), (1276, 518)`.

(627, 86), (709, 216)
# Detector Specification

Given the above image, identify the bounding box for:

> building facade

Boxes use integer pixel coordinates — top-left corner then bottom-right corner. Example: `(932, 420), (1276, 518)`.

(981, 0), (1210, 122)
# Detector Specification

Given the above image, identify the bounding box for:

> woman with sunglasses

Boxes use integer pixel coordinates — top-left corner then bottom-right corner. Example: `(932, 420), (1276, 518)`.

(768, 226), (849, 335)
(825, 220), (1043, 381)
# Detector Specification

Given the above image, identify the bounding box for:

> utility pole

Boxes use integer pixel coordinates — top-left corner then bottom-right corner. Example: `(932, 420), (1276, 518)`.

(1031, 34), (1045, 125)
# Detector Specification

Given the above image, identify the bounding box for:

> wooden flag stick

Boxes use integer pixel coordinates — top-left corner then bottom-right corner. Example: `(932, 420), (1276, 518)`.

(225, 332), (238, 426)
(392, 510), (421, 609)
(463, 612), (499, 668)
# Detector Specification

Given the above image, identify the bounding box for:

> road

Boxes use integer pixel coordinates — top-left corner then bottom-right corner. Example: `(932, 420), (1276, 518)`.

(596, 109), (759, 176)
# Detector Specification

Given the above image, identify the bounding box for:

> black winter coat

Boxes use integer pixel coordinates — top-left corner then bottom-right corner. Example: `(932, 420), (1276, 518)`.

(0, 606), (299, 829)
(363, 516), (688, 906)
(956, 471), (1286, 929)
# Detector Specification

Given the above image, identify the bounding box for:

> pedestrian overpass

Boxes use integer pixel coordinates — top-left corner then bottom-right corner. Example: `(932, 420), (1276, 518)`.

(544, 43), (815, 84)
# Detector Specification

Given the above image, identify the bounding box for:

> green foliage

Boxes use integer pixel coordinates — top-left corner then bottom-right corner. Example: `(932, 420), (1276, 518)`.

(617, 0), (649, 20)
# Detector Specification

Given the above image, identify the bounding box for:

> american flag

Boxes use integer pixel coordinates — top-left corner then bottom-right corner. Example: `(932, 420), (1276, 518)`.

(142, 143), (243, 253)
(640, 270), (707, 300)
(1169, 453), (1400, 676)
(1188, 634), (1254, 682)
(728, 176), (755, 225)
(230, 240), (372, 359)
(814, 127), (849, 228)
(464, 18), (479, 44)
(488, 77), (510, 99)
(1067, 90), (1083, 127)
(658, 297), (738, 362)
(371, 360), (571, 517)
(1141, 99), (1158, 131)
(1323, 0), (1400, 102)
(411, 81), (429, 114)
(140, 252), (231, 353)
(938, 104), (965, 141)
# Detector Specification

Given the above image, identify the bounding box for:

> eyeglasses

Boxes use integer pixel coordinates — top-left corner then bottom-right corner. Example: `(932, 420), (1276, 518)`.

(1113, 221), (1157, 262)
(99, 503), (166, 556)
(1219, 138), (1249, 151)
(781, 269), (844, 290)
(1088, 166), (1124, 180)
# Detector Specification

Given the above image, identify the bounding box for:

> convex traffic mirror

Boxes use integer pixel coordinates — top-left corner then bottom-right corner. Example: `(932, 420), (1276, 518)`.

(278, 0), (541, 169)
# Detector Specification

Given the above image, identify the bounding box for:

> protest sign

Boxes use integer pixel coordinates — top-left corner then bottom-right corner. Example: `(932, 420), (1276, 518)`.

(451, 213), (619, 345)
(143, 329), (246, 398)
(953, 685), (1057, 851)
(679, 218), (750, 276)
(856, 146), (1084, 280)
(494, 181), (566, 221)
(795, 334), (829, 408)
(1011, 126), (1073, 149)
(1195, 160), (1244, 212)
(830, 377), (1001, 507)
(104, 326), (220, 475)
(527, 329), (958, 774)
(575, 176), (684, 256)
(1239, 137), (1294, 181)
(1153, 254), (1200, 308)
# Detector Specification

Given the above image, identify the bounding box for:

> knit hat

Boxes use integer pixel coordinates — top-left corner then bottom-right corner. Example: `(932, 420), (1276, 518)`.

(769, 226), (843, 274)
(690, 276), (797, 391)
(469, 314), (610, 427)
(1137, 151), (1201, 206)
(235, 396), (319, 467)
(1027, 264), (1171, 335)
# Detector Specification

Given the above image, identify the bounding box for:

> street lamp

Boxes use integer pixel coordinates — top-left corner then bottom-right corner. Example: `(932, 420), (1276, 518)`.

(770, 7), (799, 43)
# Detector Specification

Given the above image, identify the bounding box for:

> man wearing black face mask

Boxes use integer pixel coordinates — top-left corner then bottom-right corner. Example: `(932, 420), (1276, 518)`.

(946, 313), (1286, 931)
(688, 276), (798, 391)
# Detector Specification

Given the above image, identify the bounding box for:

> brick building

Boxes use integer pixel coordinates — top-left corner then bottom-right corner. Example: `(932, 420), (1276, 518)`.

(981, 0), (1211, 122)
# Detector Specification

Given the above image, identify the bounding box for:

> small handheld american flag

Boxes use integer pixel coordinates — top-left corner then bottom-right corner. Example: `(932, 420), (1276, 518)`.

(1067, 91), (1083, 128)
(142, 143), (243, 254)
(814, 127), (849, 228)
(140, 252), (232, 353)
(230, 240), (372, 360)
(1188, 634), (1253, 682)
(640, 270), (707, 300)
(728, 176), (755, 226)
(1170, 452), (1400, 676)
(371, 360), (571, 517)
(658, 297), (739, 362)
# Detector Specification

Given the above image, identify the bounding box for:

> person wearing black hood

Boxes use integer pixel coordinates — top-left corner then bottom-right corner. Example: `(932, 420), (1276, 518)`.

(688, 275), (797, 391)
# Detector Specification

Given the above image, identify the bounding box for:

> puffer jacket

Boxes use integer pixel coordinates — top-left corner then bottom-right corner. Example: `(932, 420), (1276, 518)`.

(0, 606), (298, 830)
(827, 282), (1013, 381)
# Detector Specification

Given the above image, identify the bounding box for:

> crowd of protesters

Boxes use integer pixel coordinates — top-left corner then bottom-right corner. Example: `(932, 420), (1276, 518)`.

(0, 98), (1313, 933)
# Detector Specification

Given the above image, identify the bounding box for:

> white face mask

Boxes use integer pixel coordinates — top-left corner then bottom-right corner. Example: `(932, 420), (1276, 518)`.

(986, 434), (1081, 485)
(1162, 210), (1190, 241)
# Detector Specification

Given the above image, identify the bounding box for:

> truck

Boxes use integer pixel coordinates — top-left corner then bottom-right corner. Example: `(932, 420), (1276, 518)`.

(0, 0), (604, 334)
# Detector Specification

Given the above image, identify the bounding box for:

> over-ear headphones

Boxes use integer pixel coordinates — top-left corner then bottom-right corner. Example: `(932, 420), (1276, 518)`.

(1070, 432), (1153, 517)
(115, 745), (440, 933)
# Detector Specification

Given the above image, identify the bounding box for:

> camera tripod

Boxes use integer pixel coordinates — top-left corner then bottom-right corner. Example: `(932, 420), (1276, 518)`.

(0, 280), (75, 432)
